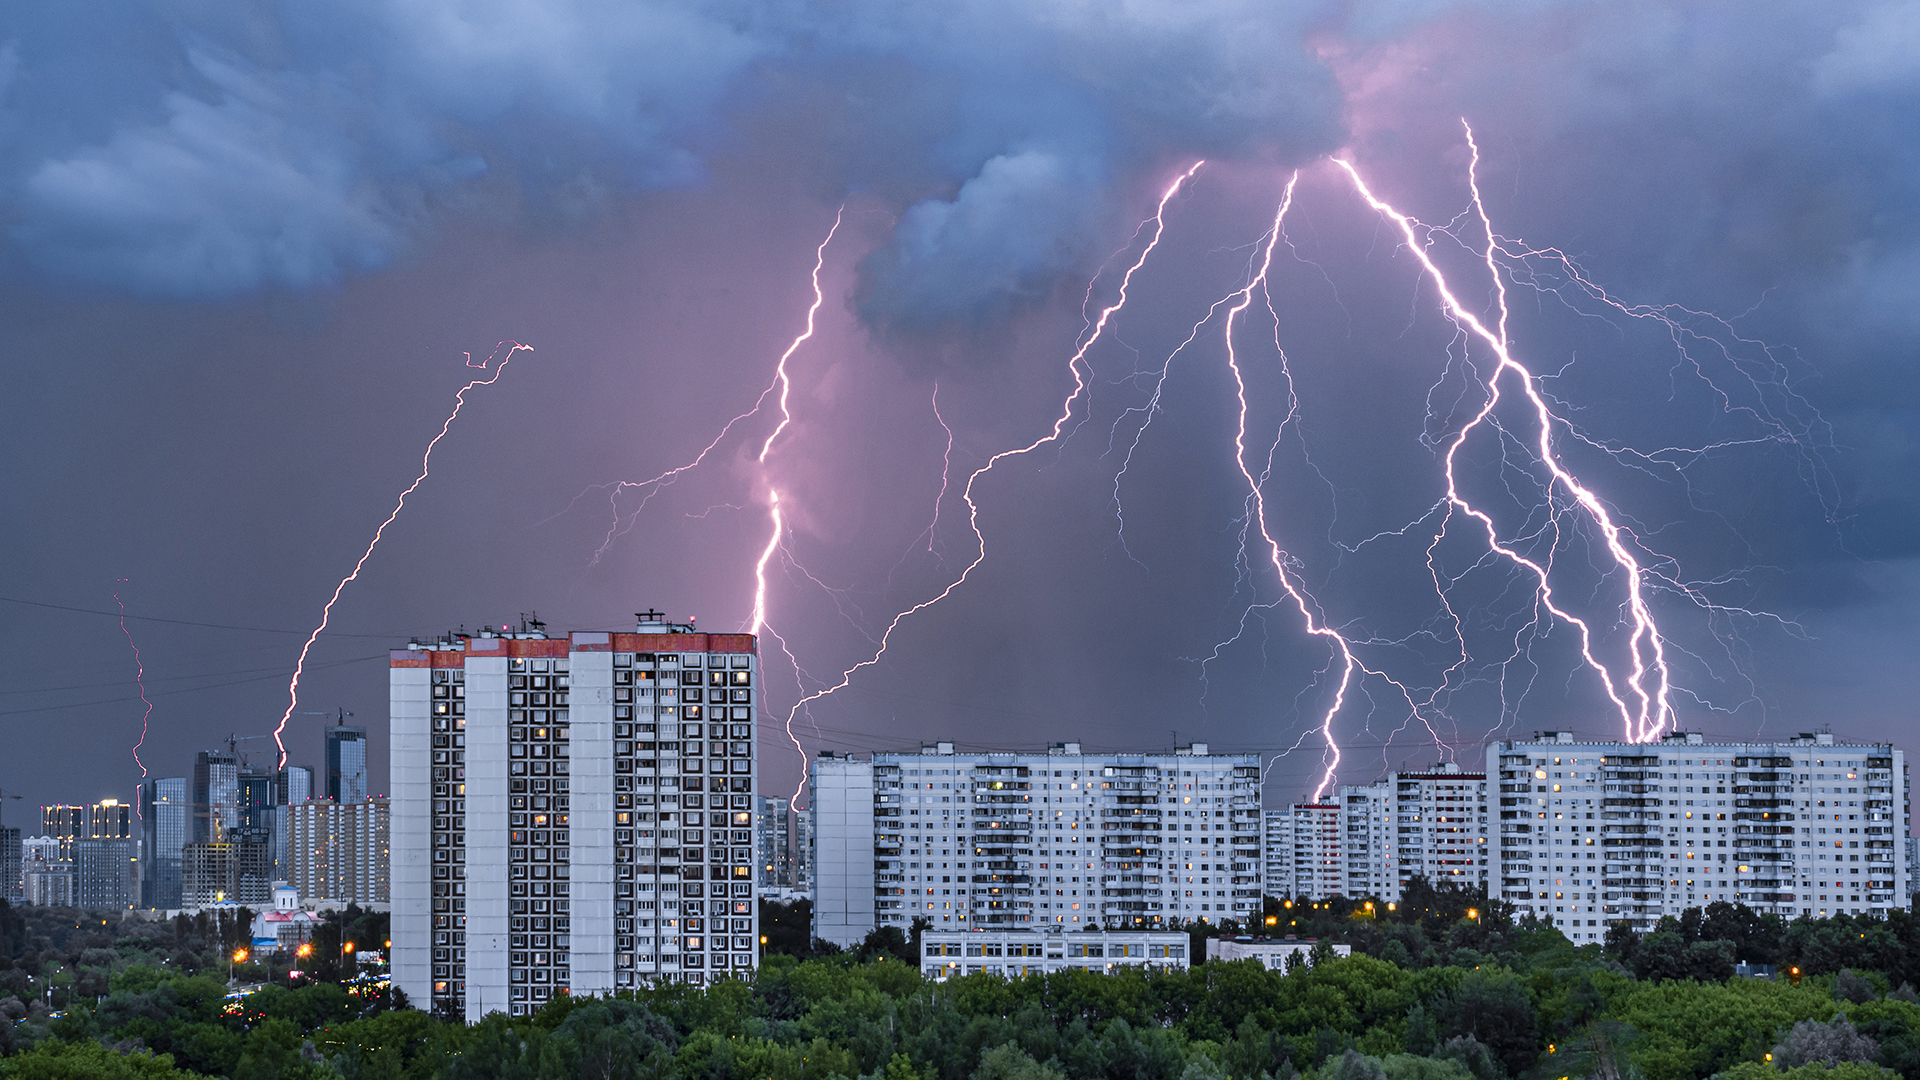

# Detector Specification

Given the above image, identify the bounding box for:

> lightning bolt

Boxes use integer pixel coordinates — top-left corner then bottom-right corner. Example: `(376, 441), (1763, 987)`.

(773, 162), (1205, 804)
(584, 207), (843, 562)
(749, 489), (784, 637)
(1213, 176), (1371, 802)
(271, 341), (528, 767)
(113, 581), (153, 782)
(1335, 126), (1677, 745)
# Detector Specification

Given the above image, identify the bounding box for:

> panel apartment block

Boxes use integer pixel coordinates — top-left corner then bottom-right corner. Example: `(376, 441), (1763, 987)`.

(390, 615), (759, 1022)
(287, 797), (391, 905)
(1491, 730), (1911, 942)
(1267, 764), (1487, 903)
(811, 742), (1260, 946)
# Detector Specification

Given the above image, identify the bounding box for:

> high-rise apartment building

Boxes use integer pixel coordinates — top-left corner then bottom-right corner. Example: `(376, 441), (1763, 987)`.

(1490, 731), (1911, 940)
(192, 751), (239, 843)
(1341, 782), (1393, 899)
(1284, 803), (1342, 900)
(141, 778), (190, 910)
(390, 616), (760, 1021)
(792, 806), (813, 896)
(0, 826), (18, 904)
(756, 797), (792, 889)
(181, 836), (272, 907)
(1390, 764), (1489, 895)
(74, 838), (137, 909)
(287, 796), (391, 905)
(1265, 764), (1489, 903)
(1261, 810), (1292, 898)
(809, 742), (1261, 947)
(23, 847), (71, 907)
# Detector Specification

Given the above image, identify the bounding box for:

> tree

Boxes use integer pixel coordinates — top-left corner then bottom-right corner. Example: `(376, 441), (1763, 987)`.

(1774, 1014), (1881, 1069)
(1432, 968), (1537, 1077)
(857, 925), (917, 966)
(1627, 930), (1734, 982)
(1833, 970), (1876, 1004)
(971, 1043), (1066, 1080)
(0, 1039), (205, 1079)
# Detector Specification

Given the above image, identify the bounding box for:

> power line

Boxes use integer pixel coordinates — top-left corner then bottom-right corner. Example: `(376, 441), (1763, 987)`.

(0, 653), (386, 718)
(0, 594), (411, 638)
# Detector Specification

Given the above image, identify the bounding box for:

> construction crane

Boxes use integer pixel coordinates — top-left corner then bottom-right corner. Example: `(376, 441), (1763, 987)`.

(0, 786), (21, 829)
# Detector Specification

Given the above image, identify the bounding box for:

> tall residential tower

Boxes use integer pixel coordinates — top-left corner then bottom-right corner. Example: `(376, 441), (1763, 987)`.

(390, 615), (759, 1021)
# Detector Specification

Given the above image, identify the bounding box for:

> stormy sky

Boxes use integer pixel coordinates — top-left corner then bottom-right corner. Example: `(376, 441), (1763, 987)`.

(3, 0), (1917, 817)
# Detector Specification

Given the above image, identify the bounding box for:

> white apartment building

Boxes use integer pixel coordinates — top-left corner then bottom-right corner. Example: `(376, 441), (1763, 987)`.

(287, 797), (391, 907)
(1491, 731), (1911, 941)
(391, 614), (760, 1021)
(1206, 936), (1352, 970)
(1341, 783), (1392, 899)
(1264, 765), (1487, 904)
(810, 742), (1261, 946)
(1287, 803), (1342, 899)
(1391, 764), (1489, 896)
(919, 929), (1190, 979)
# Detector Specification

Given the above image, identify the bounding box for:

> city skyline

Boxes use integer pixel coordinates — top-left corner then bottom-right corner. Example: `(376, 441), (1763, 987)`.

(4, 2), (1919, 829)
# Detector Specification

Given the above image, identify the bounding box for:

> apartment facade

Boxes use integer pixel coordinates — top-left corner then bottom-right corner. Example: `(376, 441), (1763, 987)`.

(287, 797), (391, 906)
(74, 838), (137, 909)
(390, 616), (759, 1022)
(1261, 765), (1490, 904)
(919, 929), (1190, 979)
(1390, 764), (1489, 896)
(1490, 731), (1911, 940)
(810, 742), (1261, 947)
(755, 797), (792, 889)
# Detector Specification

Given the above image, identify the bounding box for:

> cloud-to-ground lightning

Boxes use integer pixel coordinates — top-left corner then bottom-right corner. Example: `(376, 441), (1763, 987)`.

(270, 342), (529, 767)
(584, 208), (844, 562)
(770, 162), (1205, 802)
(1333, 132), (1680, 745)
(113, 581), (154, 782)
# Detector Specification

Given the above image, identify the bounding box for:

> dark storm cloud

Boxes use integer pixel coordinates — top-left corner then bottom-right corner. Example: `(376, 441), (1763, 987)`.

(5, 0), (1920, 813)
(0, 0), (1341, 319)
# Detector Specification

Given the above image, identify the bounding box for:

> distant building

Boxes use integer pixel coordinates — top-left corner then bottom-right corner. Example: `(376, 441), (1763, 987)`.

(1491, 731), (1910, 937)
(74, 838), (137, 910)
(141, 778), (189, 910)
(326, 725), (370, 804)
(1263, 764), (1488, 905)
(755, 797), (791, 888)
(193, 751), (240, 843)
(792, 803), (813, 896)
(23, 848), (71, 907)
(182, 835), (272, 908)
(274, 766), (315, 880)
(0, 826), (18, 904)
(810, 741), (1262, 948)
(42, 799), (131, 865)
(251, 884), (324, 952)
(919, 929), (1189, 980)
(287, 796), (390, 906)
(1205, 936), (1352, 970)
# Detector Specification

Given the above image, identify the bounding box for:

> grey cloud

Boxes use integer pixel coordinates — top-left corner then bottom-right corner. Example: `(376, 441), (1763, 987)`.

(0, 0), (1342, 316)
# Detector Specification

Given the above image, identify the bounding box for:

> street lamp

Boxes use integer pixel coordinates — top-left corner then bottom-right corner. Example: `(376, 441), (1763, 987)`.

(230, 948), (248, 984)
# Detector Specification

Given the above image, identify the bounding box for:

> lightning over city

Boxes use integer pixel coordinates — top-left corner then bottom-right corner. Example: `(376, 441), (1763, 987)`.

(269, 341), (529, 767)
(8, 0), (1915, 985)
(112, 581), (154, 781)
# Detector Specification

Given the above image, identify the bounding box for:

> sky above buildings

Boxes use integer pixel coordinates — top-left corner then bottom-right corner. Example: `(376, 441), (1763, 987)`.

(3, 0), (1918, 815)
